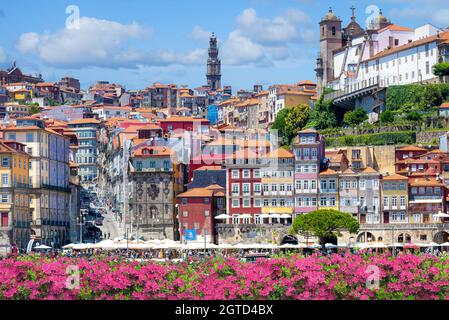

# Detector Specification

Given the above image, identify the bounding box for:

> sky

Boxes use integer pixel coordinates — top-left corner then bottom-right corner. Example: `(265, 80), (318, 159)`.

(0, 0), (448, 91)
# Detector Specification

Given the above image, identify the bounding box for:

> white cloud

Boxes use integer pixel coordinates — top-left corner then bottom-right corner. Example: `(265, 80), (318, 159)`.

(0, 47), (6, 63)
(389, 7), (449, 27)
(16, 17), (206, 69)
(221, 8), (314, 67)
(190, 25), (212, 41)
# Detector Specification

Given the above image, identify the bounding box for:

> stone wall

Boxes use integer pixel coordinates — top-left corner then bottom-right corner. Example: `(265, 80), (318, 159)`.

(216, 224), (292, 244)
(416, 131), (446, 145)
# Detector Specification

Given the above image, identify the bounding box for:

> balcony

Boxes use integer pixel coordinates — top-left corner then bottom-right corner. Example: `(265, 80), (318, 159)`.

(409, 195), (443, 204)
(132, 167), (173, 173)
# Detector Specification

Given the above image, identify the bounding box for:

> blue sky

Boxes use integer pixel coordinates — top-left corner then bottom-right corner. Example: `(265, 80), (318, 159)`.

(0, 0), (447, 91)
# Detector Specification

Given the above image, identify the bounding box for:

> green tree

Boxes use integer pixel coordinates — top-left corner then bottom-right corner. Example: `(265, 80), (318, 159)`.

(308, 94), (337, 130)
(291, 209), (359, 249)
(343, 108), (368, 127)
(29, 105), (41, 115)
(284, 104), (310, 143)
(380, 110), (395, 123)
(405, 111), (422, 122)
(433, 62), (449, 77)
(271, 108), (289, 145)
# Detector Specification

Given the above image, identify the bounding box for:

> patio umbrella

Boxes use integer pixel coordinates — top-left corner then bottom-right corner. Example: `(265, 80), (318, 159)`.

(429, 242), (440, 247)
(355, 243), (372, 249)
(34, 244), (52, 250)
(62, 243), (75, 249)
(440, 242), (449, 246)
(325, 243), (338, 249)
(259, 214), (270, 219)
(433, 212), (449, 218)
(387, 243), (404, 247)
(269, 214), (281, 219)
(214, 214), (231, 220)
(371, 243), (387, 249)
(280, 243), (301, 249)
(239, 214), (252, 219)
(310, 244), (322, 249)
(280, 214), (292, 219)
(403, 243), (419, 249)
(217, 243), (234, 249)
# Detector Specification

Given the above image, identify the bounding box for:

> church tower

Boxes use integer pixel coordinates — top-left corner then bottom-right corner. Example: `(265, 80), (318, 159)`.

(316, 7), (343, 95)
(206, 33), (221, 91)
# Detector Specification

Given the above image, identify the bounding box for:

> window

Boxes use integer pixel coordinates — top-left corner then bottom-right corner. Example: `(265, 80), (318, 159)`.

(383, 197), (389, 208)
(311, 148), (317, 159)
(303, 180), (309, 190)
(243, 199), (251, 208)
(243, 170), (250, 179)
(331, 26), (336, 36)
(253, 169), (260, 178)
(295, 180), (301, 190)
(8, 133), (16, 141)
(373, 180), (379, 189)
(232, 170), (239, 179)
(1, 174), (8, 187)
(254, 199), (261, 207)
(360, 179), (366, 189)
(426, 61), (430, 75)
(204, 198), (210, 204)
(182, 211), (188, 217)
(400, 196), (406, 207)
(1, 194), (8, 203)
(254, 183), (261, 194)
(1, 157), (8, 167)
(232, 183), (240, 195)
(392, 196), (397, 207)
(304, 148), (310, 158)
(26, 133), (34, 143)
(232, 199), (240, 208)
(243, 183), (250, 195)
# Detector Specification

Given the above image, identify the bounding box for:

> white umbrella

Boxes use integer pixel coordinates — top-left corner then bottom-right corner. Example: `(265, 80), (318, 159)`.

(72, 243), (91, 250)
(371, 243), (387, 249)
(429, 242), (441, 247)
(440, 242), (449, 246)
(62, 243), (75, 249)
(269, 214), (281, 219)
(433, 212), (449, 218)
(239, 214), (252, 219)
(280, 243), (304, 249)
(387, 243), (404, 247)
(218, 243), (234, 249)
(325, 243), (338, 248)
(34, 244), (52, 250)
(259, 214), (270, 219)
(280, 214), (292, 219)
(337, 243), (353, 248)
(214, 214), (231, 220)
(310, 244), (322, 249)
(356, 243), (372, 249)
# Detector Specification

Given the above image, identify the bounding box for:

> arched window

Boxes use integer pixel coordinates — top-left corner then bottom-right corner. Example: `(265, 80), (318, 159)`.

(332, 26), (336, 36)
(398, 233), (411, 243)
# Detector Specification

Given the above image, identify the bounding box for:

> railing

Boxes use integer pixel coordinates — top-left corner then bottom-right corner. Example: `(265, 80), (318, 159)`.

(324, 76), (381, 101)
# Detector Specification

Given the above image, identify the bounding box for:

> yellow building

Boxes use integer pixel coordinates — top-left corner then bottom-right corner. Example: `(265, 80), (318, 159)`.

(381, 173), (408, 224)
(261, 148), (294, 222)
(0, 140), (30, 251)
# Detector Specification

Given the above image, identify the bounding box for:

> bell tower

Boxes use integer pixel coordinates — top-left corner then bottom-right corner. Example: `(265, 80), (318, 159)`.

(206, 32), (221, 91)
(316, 7), (343, 95)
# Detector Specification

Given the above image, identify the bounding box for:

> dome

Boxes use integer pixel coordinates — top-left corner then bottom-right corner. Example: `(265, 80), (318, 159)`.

(322, 7), (338, 21)
(375, 9), (388, 23)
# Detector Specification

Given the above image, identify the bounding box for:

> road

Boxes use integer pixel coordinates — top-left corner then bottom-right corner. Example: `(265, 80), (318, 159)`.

(99, 209), (124, 240)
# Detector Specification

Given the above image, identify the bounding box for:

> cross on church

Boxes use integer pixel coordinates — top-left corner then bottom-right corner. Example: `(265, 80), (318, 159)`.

(350, 5), (356, 20)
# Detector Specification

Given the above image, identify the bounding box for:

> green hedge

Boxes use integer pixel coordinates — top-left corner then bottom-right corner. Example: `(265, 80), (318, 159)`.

(325, 131), (416, 147)
(386, 84), (449, 111)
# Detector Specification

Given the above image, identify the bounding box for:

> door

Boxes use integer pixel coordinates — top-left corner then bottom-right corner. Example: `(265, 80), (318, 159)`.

(1, 212), (8, 227)
(383, 212), (389, 224)
(359, 214), (366, 224)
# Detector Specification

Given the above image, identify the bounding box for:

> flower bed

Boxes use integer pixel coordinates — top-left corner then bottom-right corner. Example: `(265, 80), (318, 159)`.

(0, 253), (448, 300)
